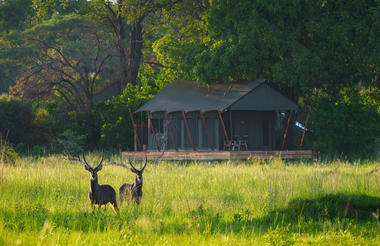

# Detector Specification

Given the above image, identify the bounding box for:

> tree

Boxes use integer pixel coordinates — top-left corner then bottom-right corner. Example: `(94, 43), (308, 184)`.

(151, 0), (209, 82)
(0, 0), (35, 93)
(89, 0), (184, 89)
(30, 0), (185, 90)
(9, 14), (116, 114)
(157, 0), (379, 98)
(0, 0), (34, 34)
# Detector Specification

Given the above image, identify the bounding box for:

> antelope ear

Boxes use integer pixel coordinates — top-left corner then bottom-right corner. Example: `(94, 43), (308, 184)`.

(130, 168), (137, 173)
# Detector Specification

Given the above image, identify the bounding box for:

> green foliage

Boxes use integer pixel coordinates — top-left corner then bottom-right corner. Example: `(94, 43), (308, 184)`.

(0, 38), (21, 94)
(151, 1), (209, 82)
(7, 13), (117, 114)
(29, 99), (102, 152)
(164, 0), (379, 93)
(21, 63), (165, 152)
(0, 94), (33, 146)
(32, 0), (89, 20)
(96, 73), (161, 149)
(0, 143), (19, 165)
(28, 99), (76, 149)
(0, 94), (73, 152)
(264, 225), (295, 246)
(57, 129), (86, 156)
(0, 0), (34, 92)
(310, 88), (380, 156)
(0, 0), (34, 34)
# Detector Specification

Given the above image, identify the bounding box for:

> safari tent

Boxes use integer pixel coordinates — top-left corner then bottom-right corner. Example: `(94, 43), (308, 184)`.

(133, 79), (300, 153)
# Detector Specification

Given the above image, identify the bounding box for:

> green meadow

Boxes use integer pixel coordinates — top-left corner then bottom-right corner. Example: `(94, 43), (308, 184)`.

(0, 155), (379, 245)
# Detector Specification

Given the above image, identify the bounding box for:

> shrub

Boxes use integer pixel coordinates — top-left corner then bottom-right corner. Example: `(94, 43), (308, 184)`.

(0, 142), (19, 164)
(57, 129), (86, 156)
(0, 94), (33, 146)
(310, 88), (380, 157)
(95, 82), (159, 150)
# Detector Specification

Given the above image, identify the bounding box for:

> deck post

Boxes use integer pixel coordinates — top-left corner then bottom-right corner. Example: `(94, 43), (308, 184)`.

(217, 108), (231, 148)
(182, 109), (196, 150)
(299, 108), (310, 147)
(164, 110), (178, 151)
(129, 109), (141, 150)
(147, 110), (160, 151)
(199, 109), (213, 150)
(281, 110), (293, 150)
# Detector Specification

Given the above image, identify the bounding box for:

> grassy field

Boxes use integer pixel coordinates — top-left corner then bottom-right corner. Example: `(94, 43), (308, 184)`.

(0, 155), (379, 245)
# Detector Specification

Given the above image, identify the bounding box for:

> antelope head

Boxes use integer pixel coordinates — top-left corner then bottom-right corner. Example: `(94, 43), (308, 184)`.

(82, 152), (104, 181)
(128, 157), (147, 186)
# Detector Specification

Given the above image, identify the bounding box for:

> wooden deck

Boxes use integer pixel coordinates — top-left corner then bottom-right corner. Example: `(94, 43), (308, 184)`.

(122, 150), (314, 161)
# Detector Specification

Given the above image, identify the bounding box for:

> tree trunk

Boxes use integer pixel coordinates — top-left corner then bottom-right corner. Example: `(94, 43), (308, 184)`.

(117, 14), (128, 91)
(126, 19), (143, 87)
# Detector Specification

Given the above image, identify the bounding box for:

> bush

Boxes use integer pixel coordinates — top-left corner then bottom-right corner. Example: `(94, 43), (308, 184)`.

(0, 142), (19, 164)
(95, 82), (160, 150)
(310, 88), (380, 157)
(58, 129), (86, 157)
(0, 94), (33, 146)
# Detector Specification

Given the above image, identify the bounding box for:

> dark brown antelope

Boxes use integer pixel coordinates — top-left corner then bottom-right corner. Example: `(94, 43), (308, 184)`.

(111, 153), (164, 205)
(119, 157), (147, 204)
(65, 153), (118, 211)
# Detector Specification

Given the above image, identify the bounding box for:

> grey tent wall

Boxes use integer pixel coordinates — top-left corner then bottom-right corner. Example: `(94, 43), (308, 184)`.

(147, 111), (220, 151)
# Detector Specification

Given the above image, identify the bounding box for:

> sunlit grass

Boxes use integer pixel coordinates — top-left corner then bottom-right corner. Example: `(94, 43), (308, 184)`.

(0, 155), (379, 245)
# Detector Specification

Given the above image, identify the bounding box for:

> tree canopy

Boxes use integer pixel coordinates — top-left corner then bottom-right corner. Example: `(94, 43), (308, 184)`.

(9, 14), (116, 112)
(156, 0), (379, 98)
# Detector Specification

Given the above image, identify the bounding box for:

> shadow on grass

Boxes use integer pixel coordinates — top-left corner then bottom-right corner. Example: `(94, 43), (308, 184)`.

(257, 193), (380, 225)
(1, 193), (379, 235)
(158, 193), (380, 235)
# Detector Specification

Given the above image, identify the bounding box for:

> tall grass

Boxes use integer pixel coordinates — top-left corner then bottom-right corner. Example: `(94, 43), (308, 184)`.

(0, 136), (5, 185)
(0, 155), (379, 245)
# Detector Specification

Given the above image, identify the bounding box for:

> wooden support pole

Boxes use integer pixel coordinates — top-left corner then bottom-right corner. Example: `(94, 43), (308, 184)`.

(281, 110), (293, 150)
(217, 108), (231, 148)
(129, 109), (141, 150)
(299, 108), (311, 147)
(181, 109), (196, 151)
(147, 110), (160, 151)
(200, 109), (213, 150)
(164, 110), (177, 151)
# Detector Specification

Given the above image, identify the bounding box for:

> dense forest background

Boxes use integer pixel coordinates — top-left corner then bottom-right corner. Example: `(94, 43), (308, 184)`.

(0, 0), (379, 157)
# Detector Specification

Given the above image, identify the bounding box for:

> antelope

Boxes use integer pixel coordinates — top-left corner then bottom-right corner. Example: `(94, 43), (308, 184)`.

(111, 152), (164, 205)
(65, 153), (118, 211)
(119, 157), (147, 204)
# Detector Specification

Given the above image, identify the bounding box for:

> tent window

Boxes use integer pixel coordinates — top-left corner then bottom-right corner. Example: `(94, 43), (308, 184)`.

(151, 119), (163, 134)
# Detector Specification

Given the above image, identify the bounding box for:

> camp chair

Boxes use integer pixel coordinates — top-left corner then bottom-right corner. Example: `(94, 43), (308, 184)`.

(238, 140), (248, 151)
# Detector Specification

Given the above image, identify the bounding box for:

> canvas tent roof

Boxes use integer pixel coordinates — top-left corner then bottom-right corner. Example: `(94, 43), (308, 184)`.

(135, 79), (298, 113)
